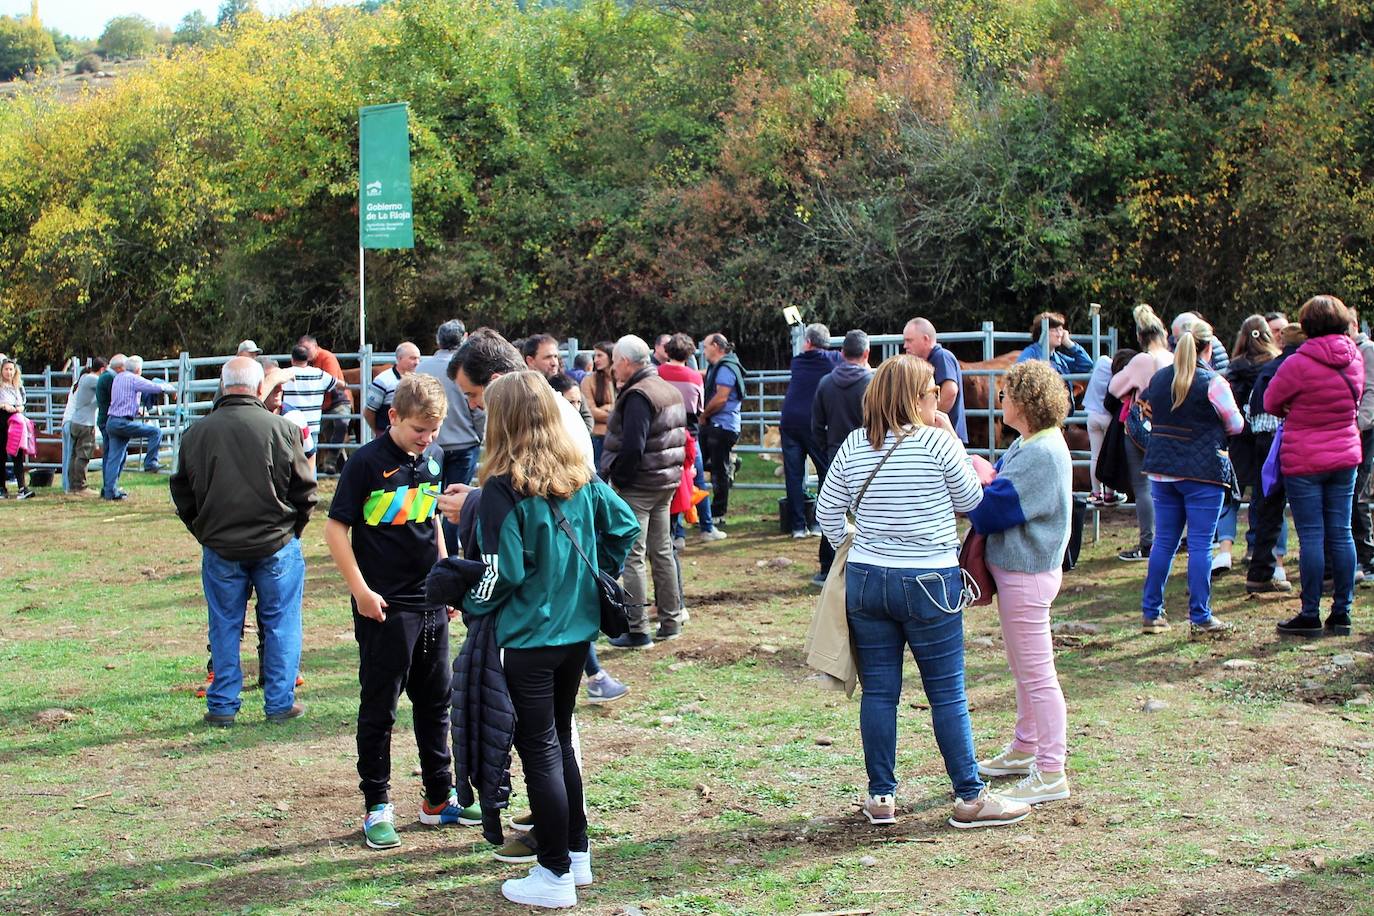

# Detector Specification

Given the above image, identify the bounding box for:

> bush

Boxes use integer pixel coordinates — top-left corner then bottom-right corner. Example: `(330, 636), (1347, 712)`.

(73, 53), (100, 74)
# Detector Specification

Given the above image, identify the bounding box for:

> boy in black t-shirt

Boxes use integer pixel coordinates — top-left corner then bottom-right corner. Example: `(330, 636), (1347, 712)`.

(325, 374), (480, 849)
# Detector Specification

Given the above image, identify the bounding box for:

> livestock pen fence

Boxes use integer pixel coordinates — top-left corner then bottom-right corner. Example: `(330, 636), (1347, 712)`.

(15, 318), (1116, 515)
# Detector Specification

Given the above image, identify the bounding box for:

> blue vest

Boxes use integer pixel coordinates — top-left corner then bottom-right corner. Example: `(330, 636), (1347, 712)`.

(1141, 364), (1233, 487)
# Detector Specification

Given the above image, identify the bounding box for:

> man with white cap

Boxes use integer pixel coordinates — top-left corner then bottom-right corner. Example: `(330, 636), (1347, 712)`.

(238, 340), (264, 358)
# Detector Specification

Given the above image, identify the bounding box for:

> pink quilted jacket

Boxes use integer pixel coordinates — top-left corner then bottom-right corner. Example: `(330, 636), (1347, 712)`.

(1264, 334), (1364, 476)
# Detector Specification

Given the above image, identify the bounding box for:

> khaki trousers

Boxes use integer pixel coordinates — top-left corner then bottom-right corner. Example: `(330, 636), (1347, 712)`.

(616, 485), (684, 634)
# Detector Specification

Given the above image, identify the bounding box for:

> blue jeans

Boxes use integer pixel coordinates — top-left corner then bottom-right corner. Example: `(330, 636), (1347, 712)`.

(202, 538), (305, 717)
(101, 416), (162, 498)
(1286, 468), (1357, 619)
(781, 426), (825, 533)
(845, 562), (982, 801)
(1142, 479), (1226, 623)
(60, 422), (74, 493)
(1216, 496), (1238, 543)
(439, 446), (478, 554)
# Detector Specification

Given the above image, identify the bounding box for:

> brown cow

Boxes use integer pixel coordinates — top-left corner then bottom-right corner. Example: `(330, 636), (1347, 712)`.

(961, 351), (1092, 491)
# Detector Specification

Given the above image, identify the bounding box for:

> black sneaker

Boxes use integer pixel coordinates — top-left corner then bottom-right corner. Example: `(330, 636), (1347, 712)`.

(15, 487), (33, 500)
(608, 632), (653, 649)
(1246, 578), (1293, 594)
(1118, 547), (1150, 562)
(654, 621), (681, 641)
(1276, 613), (1323, 638)
(1324, 615), (1353, 637)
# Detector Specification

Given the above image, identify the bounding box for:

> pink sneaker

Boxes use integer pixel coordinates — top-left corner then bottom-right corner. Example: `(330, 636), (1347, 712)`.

(948, 789), (1031, 829)
(862, 793), (896, 825)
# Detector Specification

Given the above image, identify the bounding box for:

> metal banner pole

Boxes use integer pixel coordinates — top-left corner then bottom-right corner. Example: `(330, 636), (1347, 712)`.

(359, 245), (366, 353)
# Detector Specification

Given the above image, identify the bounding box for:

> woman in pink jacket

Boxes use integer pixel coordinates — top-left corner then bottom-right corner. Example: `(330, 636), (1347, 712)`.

(1263, 295), (1363, 638)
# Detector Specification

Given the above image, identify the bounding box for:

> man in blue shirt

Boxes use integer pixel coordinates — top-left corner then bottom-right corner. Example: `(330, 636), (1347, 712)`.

(904, 318), (968, 443)
(700, 332), (746, 523)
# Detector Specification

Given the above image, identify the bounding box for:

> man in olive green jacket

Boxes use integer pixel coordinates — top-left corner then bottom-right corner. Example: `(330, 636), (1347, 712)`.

(170, 356), (317, 727)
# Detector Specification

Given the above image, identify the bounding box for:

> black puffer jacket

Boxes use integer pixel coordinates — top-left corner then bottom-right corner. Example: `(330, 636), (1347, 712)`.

(431, 491), (516, 846)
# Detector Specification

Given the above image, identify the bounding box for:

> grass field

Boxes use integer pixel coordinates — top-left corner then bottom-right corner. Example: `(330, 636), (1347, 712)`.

(1, 458), (1372, 915)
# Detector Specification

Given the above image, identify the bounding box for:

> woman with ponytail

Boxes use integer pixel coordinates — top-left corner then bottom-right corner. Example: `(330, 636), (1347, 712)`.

(1138, 320), (1243, 635)
(1108, 305), (1173, 562)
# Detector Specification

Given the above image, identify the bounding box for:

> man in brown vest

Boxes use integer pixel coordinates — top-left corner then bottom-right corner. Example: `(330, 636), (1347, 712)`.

(601, 335), (689, 648)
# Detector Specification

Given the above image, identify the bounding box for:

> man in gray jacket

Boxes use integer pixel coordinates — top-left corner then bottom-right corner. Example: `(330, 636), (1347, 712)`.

(416, 319), (485, 553)
(809, 330), (872, 586)
(171, 357), (317, 727)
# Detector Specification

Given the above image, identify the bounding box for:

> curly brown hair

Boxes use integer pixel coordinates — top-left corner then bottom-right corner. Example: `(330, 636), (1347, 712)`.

(1002, 360), (1069, 434)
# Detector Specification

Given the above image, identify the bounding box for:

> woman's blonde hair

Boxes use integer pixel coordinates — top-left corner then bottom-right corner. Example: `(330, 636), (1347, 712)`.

(479, 371), (593, 498)
(1133, 304), (1167, 349)
(1003, 360), (1069, 433)
(862, 355), (933, 449)
(1231, 313), (1280, 363)
(1172, 318), (1214, 409)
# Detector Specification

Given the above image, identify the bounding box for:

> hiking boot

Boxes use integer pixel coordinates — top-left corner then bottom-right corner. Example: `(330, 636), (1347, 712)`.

(585, 670), (629, 704)
(419, 789), (482, 827)
(266, 702), (305, 722)
(363, 803), (400, 849)
(570, 848), (593, 887)
(1246, 578), (1293, 594)
(1118, 547), (1149, 562)
(1141, 614), (1171, 634)
(698, 528), (727, 542)
(948, 789), (1031, 829)
(1189, 617), (1233, 637)
(1324, 614), (1353, 637)
(654, 620), (682, 642)
(998, 765), (1071, 804)
(862, 793), (896, 825)
(202, 711), (235, 728)
(977, 743), (1035, 778)
(502, 864), (576, 909)
(493, 834), (538, 863)
(1276, 613), (1323, 638)
(608, 632), (653, 649)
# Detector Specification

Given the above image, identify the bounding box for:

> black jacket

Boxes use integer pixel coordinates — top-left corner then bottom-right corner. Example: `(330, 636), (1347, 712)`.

(430, 489), (516, 845)
(812, 362), (872, 461)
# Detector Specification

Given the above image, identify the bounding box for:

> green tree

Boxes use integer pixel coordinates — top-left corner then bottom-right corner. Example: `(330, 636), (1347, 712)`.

(173, 10), (210, 46)
(98, 15), (157, 60)
(216, 0), (255, 30)
(0, 16), (59, 79)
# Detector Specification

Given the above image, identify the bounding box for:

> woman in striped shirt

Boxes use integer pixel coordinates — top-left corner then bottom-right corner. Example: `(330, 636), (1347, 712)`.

(817, 355), (1031, 831)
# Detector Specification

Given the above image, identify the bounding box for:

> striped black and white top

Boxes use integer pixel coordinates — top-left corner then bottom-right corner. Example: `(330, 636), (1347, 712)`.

(816, 424), (982, 569)
(281, 366), (337, 440)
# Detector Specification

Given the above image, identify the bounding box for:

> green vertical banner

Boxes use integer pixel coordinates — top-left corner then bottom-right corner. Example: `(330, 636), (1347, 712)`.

(359, 103), (414, 249)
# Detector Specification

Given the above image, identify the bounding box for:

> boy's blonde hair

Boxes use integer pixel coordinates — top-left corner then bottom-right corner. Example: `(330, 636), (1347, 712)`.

(392, 373), (447, 422)
(479, 371), (592, 499)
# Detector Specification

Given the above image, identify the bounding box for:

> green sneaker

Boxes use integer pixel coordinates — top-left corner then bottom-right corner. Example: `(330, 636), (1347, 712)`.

(363, 803), (400, 849)
(419, 789), (482, 827)
(492, 834), (537, 863)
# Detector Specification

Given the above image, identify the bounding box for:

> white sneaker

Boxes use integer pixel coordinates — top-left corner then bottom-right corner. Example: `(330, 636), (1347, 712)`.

(998, 764), (1071, 804)
(862, 793), (896, 825)
(699, 528), (727, 542)
(1211, 551), (1233, 576)
(977, 743), (1035, 778)
(570, 848), (593, 886)
(1273, 565), (1288, 583)
(792, 529), (809, 539)
(501, 864), (576, 908)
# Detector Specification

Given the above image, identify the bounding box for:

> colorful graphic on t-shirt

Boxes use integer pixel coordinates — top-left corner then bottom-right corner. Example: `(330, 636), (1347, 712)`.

(363, 483), (439, 526)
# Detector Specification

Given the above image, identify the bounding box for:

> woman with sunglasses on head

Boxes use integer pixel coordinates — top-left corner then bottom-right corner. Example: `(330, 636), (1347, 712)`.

(816, 355), (1030, 831)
